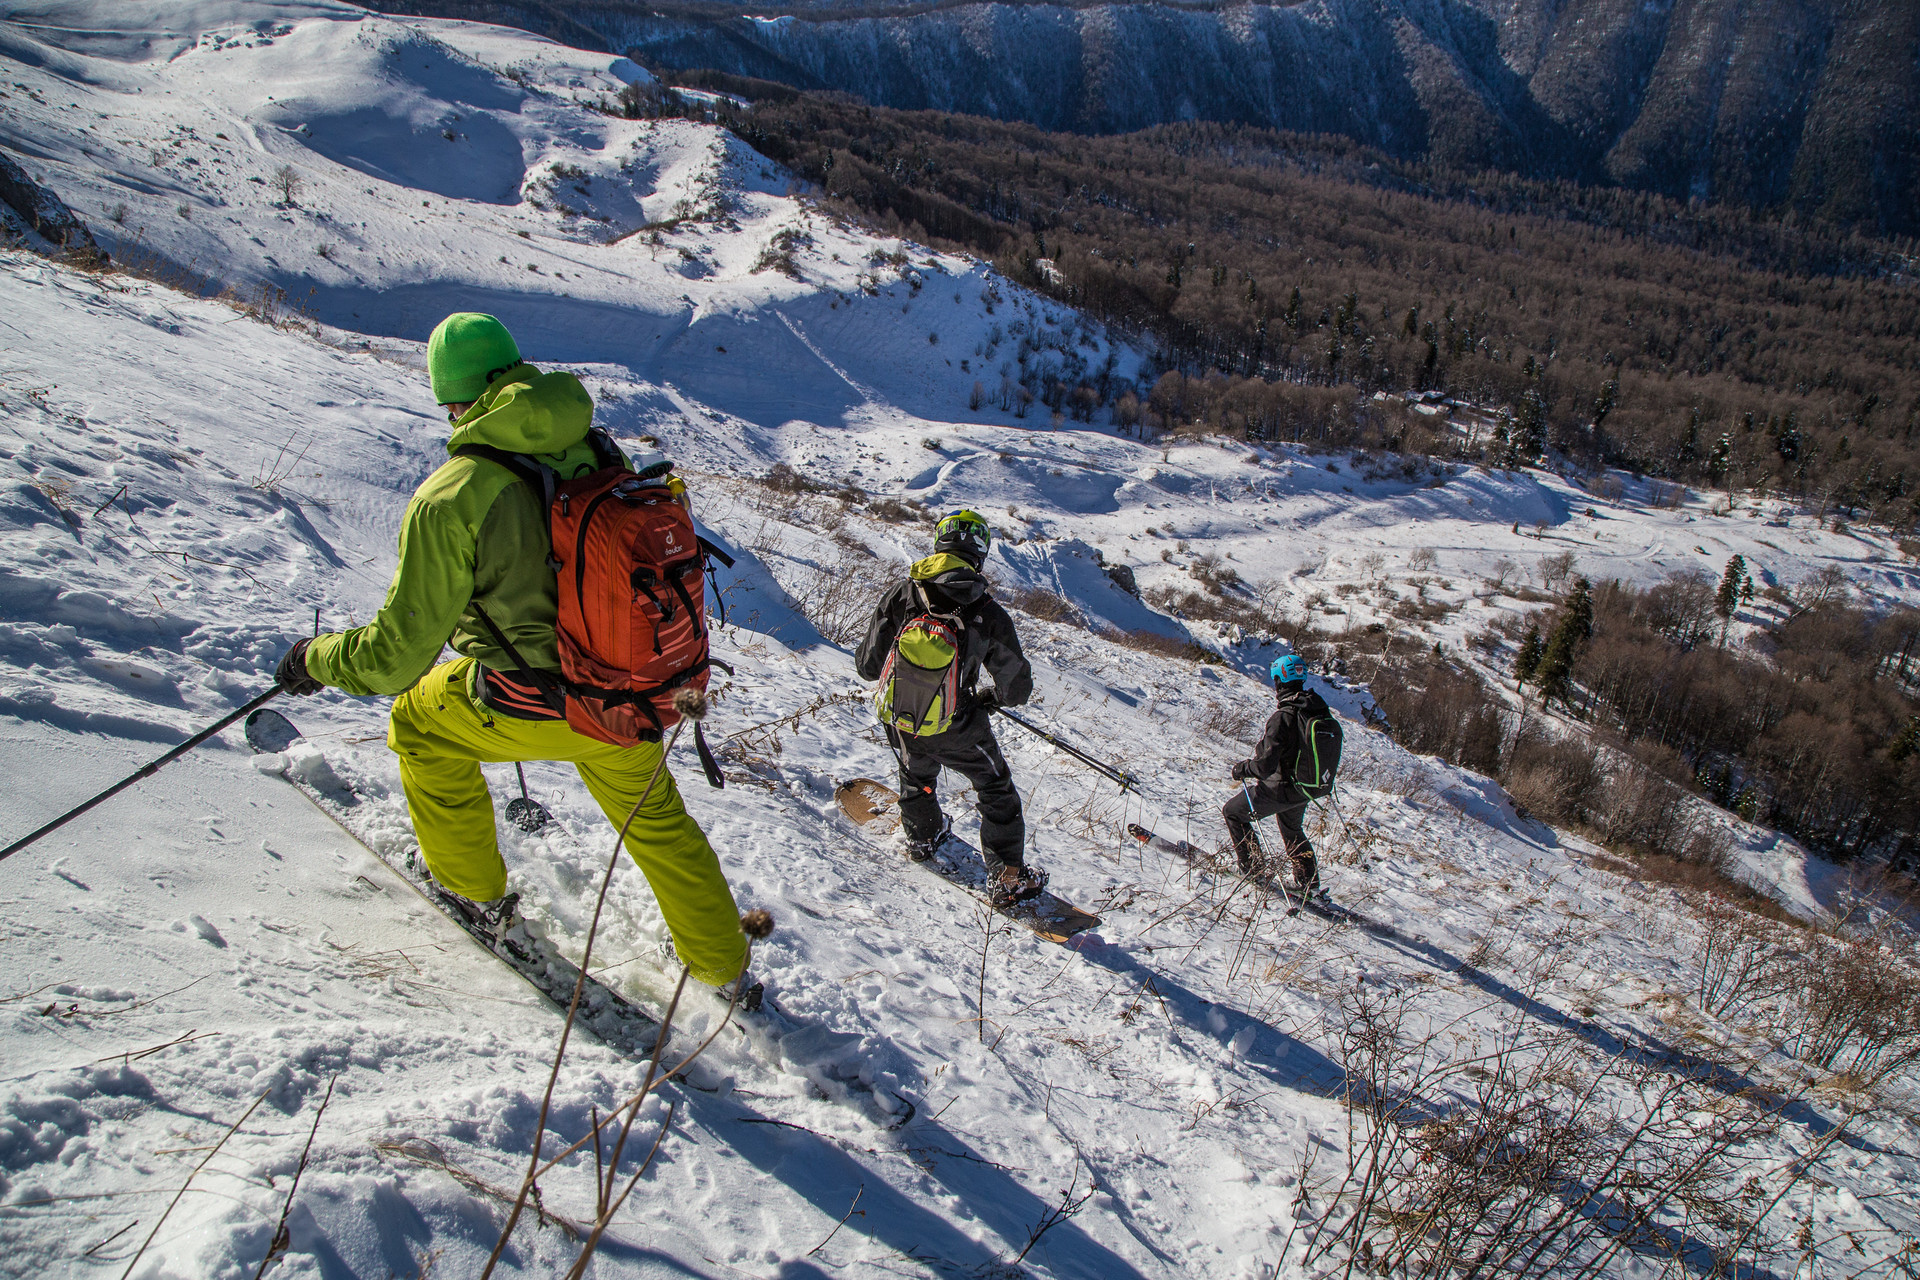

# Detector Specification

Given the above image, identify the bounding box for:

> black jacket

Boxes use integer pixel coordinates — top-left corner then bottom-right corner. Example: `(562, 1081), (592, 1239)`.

(856, 558), (1033, 712)
(1235, 684), (1332, 787)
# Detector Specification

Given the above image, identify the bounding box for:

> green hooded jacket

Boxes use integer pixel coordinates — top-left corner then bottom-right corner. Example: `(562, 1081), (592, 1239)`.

(305, 363), (605, 696)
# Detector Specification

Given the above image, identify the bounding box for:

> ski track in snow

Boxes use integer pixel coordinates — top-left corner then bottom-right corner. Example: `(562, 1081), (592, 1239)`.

(1, 4), (1917, 1276)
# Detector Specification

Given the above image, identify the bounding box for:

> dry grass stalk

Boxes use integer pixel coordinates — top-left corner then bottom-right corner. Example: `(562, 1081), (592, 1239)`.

(375, 1137), (586, 1239)
(717, 689), (864, 758)
(121, 1088), (269, 1280)
(1011, 1170), (1094, 1265)
(1285, 984), (1847, 1279)
(480, 692), (704, 1278)
(251, 1072), (338, 1279)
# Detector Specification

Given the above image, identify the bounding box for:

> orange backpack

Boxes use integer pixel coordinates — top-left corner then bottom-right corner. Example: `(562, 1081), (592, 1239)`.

(458, 431), (731, 781)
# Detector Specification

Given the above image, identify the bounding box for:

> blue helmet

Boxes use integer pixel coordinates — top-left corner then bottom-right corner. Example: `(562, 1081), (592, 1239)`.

(1271, 653), (1307, 684)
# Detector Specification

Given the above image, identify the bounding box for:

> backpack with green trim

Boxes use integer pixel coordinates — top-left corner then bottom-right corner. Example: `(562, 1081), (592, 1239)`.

(875, 608), (963, 737)
(1295, 714), (1343, 796)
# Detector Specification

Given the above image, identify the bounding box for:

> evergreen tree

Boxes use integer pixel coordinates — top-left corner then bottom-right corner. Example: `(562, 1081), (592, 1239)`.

(1887, 715), (1920, 764)
(1534, 577), (1592, 707)
(1708, 433), (1733, 487)
(1507, 361), (1548, 466)
(1590, 379), (1617, 433)
(1677, 406), (1702, 474)
(1514, 624), (1543, 684)
(1564, 575), (1594, 640)
(1715, 555), (1749, 643)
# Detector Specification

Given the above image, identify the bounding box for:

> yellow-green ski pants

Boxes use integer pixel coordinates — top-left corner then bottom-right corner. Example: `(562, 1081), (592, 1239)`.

(386, 658), (747, 986)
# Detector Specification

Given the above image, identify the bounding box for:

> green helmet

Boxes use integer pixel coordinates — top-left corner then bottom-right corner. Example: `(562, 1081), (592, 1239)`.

(934, 509), (991, 567)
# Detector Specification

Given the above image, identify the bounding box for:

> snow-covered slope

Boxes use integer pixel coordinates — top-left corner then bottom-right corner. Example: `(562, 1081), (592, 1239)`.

(2, 5), (1916, 1277)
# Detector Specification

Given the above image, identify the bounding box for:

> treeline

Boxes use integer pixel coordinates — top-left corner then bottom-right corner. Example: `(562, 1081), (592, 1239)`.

(1379, 572), (1920, 868)
(675, 83), (1920, 526)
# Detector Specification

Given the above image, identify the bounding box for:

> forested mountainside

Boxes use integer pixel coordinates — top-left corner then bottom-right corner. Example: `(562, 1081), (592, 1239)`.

(372, 0), (1920, 236)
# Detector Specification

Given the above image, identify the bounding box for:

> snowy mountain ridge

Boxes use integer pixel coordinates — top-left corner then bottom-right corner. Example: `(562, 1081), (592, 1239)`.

(417, 0), (1920, 236)
(1, 4), (1917, 1276)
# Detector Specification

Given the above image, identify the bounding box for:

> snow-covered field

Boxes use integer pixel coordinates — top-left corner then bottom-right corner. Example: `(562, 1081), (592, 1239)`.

(2, 3), (1916, 1276)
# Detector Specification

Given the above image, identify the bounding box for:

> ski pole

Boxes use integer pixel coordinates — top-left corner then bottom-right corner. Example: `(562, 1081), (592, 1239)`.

(0, 687), (283, 864)
(1246, 781), (1299, 917)
(991, 706), (1138, 791)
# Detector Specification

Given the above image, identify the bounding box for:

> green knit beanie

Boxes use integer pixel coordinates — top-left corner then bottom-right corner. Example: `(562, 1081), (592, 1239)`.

(428, 313), (521, 404)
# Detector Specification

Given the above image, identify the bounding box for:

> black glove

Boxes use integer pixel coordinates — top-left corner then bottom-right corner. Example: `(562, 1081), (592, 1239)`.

(275, 638), (323, 696)
(1230, 760), (1253, 782)
(974, 687), (1001, 712)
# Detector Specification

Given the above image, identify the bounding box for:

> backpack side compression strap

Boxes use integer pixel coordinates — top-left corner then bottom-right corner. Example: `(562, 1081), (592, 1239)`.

(473, 599), (731, 788)
(469, 600), (568, 715)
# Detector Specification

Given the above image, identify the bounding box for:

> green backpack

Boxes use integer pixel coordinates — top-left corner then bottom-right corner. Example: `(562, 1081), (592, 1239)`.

(874, 611), (964, 737)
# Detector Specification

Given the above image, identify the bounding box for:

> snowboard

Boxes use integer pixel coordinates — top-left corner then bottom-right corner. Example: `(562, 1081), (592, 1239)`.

(835, 778), (1100, 944)
(1126, 820), (1354, 922)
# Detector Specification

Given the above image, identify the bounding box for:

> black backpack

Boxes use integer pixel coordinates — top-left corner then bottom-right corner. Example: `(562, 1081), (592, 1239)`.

(1294, 713), (1342, 797)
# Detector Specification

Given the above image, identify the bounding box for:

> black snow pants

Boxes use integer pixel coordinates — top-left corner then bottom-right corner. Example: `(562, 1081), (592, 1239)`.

(1222, 781), (1315, 875)
(889, 710), (1026, 868)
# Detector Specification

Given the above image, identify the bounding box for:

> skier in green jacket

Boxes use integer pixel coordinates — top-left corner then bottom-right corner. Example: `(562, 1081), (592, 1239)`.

(271, 313), (754, 997)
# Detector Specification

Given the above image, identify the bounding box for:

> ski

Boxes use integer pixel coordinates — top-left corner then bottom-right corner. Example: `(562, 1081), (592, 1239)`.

(835, 779), (1100, 944)
(1127, 820), (1354, 922)
(1125, 822), (1200, 860)
(247, 710), (914, 1125)
(247, 708), (668, 1051)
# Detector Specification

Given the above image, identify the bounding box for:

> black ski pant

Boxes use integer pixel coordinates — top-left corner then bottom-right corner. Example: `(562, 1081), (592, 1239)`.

(1222, 781), (1315, 875)
(889, 711), (1026, 868)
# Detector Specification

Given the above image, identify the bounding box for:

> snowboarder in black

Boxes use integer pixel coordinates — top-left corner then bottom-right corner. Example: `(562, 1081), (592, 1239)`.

(1224, 653), (1338, 893)
(856, 510), (1043, 906)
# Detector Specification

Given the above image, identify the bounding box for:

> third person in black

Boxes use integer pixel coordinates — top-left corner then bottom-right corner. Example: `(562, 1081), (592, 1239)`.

(1224, 653), (1335, 893)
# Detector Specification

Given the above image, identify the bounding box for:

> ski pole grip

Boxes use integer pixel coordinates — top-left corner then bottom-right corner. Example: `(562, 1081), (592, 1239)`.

(0, 686), (283, 865)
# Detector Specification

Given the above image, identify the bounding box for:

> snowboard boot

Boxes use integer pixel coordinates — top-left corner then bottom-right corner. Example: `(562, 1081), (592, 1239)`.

(989, 861), (1048, 909)
(903, 813), (953, 863)
(1286, 851), (1321, 896)
(443, 890), (521, 953)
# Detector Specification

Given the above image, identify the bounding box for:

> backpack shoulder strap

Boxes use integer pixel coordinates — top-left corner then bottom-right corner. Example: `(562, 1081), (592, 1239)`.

(911, 579), (964, 628)
(584, 428), (627, 473)
(469, 600), (567, 715)
(453, 443), (557, 512)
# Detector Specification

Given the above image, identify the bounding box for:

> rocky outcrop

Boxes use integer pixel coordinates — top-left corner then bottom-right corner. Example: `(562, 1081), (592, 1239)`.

(0, 146), (105, 262)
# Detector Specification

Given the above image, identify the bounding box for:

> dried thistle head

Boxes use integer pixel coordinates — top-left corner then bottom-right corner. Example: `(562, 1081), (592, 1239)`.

(673, 686), (709, 721)
(739, 908), (774, 940)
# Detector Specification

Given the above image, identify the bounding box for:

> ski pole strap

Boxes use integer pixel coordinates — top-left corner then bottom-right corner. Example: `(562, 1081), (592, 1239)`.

(991, 706), (1138, 791)
(698, 536), (734, 629)
(0, 685), (283, 864)
(693, 721), (725, 790)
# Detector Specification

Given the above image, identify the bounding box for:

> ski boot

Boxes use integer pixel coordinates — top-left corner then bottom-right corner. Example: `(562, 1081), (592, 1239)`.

(989, 861), (1048, 910)
(1286, 851), (1321, 897)
(442, 890), (521, 954)
(902, 813), (952, 863)
(717, 969), (765, 1013)
(1231, 837), (1267, 880)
